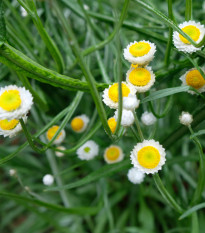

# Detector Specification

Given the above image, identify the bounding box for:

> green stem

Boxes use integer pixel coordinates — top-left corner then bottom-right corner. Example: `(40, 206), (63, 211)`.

(133, 111), (144, 142)
(191, 212), (199, 233)
(153, 173), (184, 213)
(185, 0), (192, 21)
(188, 126), (205, 205)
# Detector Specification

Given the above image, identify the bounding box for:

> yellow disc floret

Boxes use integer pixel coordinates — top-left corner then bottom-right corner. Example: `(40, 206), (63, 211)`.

(179, 25), (200, 44)
(186, 69), (205, 89)
(71, 117), (84, 132)
(108, 117), (117, 133)
(131, 64), (138, 68)
(108, 83), (130, 102)
(0, 119), (19, 130)
(129, 68), (151, 86)
(129, 42), (151, 57)
(0, 90), (21, 111)
(47, 126), (62, 141)
(137, 146), (160, 169)
(106, 146), (120, 161)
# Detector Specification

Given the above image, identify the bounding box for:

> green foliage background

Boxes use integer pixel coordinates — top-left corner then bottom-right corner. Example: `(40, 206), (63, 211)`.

(0, 0), (205, 232)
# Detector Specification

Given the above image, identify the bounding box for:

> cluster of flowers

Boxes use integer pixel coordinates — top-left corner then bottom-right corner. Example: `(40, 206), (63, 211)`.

(0, 85), (33, 138)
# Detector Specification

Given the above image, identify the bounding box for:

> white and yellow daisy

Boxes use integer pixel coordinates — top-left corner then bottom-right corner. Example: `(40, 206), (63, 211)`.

(104, 145), (124, 164)
(46, 125), (66, 145)
(123, 94), (140, 110)
(107, 117), (117, 134)
(102, 82), (136, 109)
(130, 140), (166, 174)
(0, 85), (33, 120)
(55, 146), (66, 157)
(77, 140), (99, 160)
(126, 66), (155, 93)
(123, 40), (156, 65)
(43, 174), (54, 186)
(180, 68), (205, 94)
(114, 109), (134, 127)
(0, 116), (27, 138)
(173, 21), (205, 53)
(127, 167), (145, 184)
(179, 111), (193, 126)
(71, 114), (89, 133)
(141, 111), (156, 126)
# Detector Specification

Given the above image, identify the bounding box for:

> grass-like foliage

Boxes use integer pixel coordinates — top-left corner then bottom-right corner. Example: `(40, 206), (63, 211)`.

(0, 0), (205, 232)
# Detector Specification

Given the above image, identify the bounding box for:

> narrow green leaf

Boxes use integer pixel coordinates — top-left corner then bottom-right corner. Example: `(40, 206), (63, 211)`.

(179, 203), (205, 220)
(142, 86), (190, 103)
(46, 160), (130, 191)
(0, 192), (101, 215)
(190, 130), (205, 139)
(0, 0), (6, 46)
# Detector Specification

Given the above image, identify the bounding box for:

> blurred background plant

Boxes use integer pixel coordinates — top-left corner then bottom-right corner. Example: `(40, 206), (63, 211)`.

(0, 0), (205, 232)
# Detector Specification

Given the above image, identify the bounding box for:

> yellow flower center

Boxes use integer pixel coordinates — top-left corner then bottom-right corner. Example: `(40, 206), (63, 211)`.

(129, 68), (151, 86)
(108, 83), (130, 102)
(84, 147), (90, 153)
(108, 117), (117, 134)
(106, 147), (120, 161)
(0, 119), (19, 130)
(179, 25), (200, 44)
(71, 117), (84, 131)
(0, 90), (21, 111)
(131, 64), (139, 68)
(47, 126), (62, 141)
(137, 146), (160, 169)
(129, 42), (151, 57)
(186, 69), (205, 89)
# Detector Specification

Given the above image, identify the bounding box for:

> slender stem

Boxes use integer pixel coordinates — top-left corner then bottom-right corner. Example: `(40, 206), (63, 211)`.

(153, 173), (184, 213)
(133, 111), (144, 142)
(185, 0), (192, 21)
(188, 126), (205, 205)
(130, 126), (140, 141)
(19, 119), (44, 153)
(191, 212), (199, 233)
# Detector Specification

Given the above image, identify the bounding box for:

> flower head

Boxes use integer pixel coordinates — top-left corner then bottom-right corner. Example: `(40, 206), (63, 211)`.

(179, 111), (193, 126)
(141, 111), (156, 126)
(104, 145), (124, 164)
(102, 82), (136, 109)
(123, 94), (140, 110)
(123, 40), (156, 65)
(46, 125), (66, 145)
(126, 66), (155, 93)
(77, 140), (99, 160)
(0, 116), (27, 138)
(0, 85), (33, 120)
(130, 140), (166, 174)
(127, 167), (145, 184)
(43, 174), (54, 186)
(107, 117), (117, 134)
(9, 169), (17, 177)
(114, 109), (134, 127)
(20, 6), (28, 17)
(180, 68), (205, 94)
(55, 146), (66, 157)
(173, 21), (205, 53)
(71, 114), (89, 133)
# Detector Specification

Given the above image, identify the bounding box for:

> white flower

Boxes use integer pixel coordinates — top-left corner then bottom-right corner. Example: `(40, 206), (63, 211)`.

(114, 109), (134, 127)
(46, 125), (66, 145)
(127, 167), (145, 184)
(179, 111), (193, 126)
(126, 66), (155, 93)
(141, 111), (156, 126)
(102, 82), (136, 109)
(123, 40), (156, 65)
(71, 114), (90, 133)
(20, 6), (28, 17)
(130, 140), (166, 174)
(77, 140), (99, 160)
(0, 116), (27, 138)
(180, 68), (205, 94)
(173, 21), (205, 53)
(0, 85), (33, 120)
(9, 169), (17, 177)
(123, 94), (140, 110)
(55, 146), (66, 157)
(104, 145), (124, 164)
(43, 174), (54, 186)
